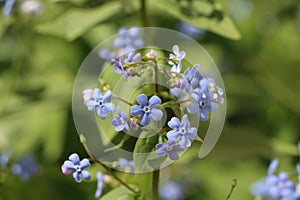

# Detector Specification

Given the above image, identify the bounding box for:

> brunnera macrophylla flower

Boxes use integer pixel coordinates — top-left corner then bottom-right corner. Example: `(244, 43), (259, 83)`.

(181, 64), (200, 93)
(168, 45), (186, 73)
(61, 153), (91, 183)
(113, 27), (144, 51)
(124, 50), (141, 64)
(188, 79), (218, 121)
(155, 139), (185, 160)
(85, 88), (114, 119)
(130, 94), (163, 126)
(167, 115), (197, 148)
(11, 155), (39, 181)
(110, 107), (129, 132)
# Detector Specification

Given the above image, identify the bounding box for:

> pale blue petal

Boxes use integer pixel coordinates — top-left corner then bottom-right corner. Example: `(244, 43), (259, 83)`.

(210, 102), (219, 112)
(73, 171), (81, 183)
(172, 45), (179, 54)
(82, 170), (91, 180)
(168, 151), (179, 160)
(267, 159), (279, 175)
(156, 143), (167, 149)
(199, 109), (208, 120)
(63, 161), (75, 170)
(187, 103), (198, 114)
(156, 149), (167, 157)
(168, 117), (181, 129)
(140, 113), (150, 126)
(149, 96), (161, 108)
(167, 130), (179, 140)
(187, 128), (197, 140)
(79, 158), (91, 169)
(93, 89), (102, 100)
(103, 90), (112, 101)
(130, 105), (143, 116)
(137, 94), (148, 106)
(104, 103), (114, 113)
(95, 172), (103, 198)
(69, 153), (80, 165)
(172, 145), (185, 152)
(150, 108), (163, 121)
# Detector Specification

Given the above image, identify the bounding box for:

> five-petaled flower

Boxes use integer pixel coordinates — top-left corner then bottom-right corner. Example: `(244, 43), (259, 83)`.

(62, 153), (91, 183)
(111, 107), (129, 132)
(156, 139), (185, 160)
(11, 155), (39, 181)
(86, 89), (114, 119)
(130, 94), (163, 126)
(168, 45), (186, 73)
(181, 64), (200, 92)
(188, 79), (218, 121)
(167, 115), (197, 148)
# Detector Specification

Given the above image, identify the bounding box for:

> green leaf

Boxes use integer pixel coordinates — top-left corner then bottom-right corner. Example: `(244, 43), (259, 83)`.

(150, 0), (241, 40)
(100, 185), (140, 200)
(133, 132), (161, 172)
(35, 1), (121, 41)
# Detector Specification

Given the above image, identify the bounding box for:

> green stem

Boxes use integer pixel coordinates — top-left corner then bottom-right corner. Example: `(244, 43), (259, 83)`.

(140, 0), (149, 26)
(225, 179), (237, 200)
(80, 134), (139, 194)
(152, 170), (160, 200)
(112, 94), (133, 106)
(153, 63), (160, 96)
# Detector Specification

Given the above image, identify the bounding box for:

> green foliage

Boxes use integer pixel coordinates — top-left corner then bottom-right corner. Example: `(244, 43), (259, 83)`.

(100, 185), (140, 200)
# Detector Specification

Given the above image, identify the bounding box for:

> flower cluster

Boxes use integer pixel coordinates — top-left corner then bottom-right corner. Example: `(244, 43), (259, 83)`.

(82, 27), (224, 163)
(251, 142), (300, 200)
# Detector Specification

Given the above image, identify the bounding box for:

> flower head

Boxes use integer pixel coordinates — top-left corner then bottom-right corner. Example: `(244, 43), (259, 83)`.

(187, 80), (218, 120)
(110, 107), (129, 132)
(160, 181), (184, 200)
(61, 153), (91, 183)
(181, 64), (200, 92)
(113, 27), (144, 51)
(130, 94), (163, 126)
(95, 172), (103, 198)
(98, 49), (117, 62)
(146, 49), (157, 58)
(118, 158), (134, 173)
(168, 45), (186, 73)
(124, 50), (141, 64)
(11, 155), (39, 181)
(86, 89), (114, 119)
(156, 139), (185, 160)
(167, 115), (197, 148)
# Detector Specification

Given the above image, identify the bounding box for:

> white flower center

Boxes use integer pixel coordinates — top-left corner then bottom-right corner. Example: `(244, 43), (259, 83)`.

(199, 101), (205, 108)
(144, 106), (150, 113)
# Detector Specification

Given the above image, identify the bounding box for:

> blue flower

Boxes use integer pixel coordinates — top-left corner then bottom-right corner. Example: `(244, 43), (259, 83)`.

(110, 107), (129, 132)
(113, 27), (144, 51)
(168, 45), (186, 73)
(266, 172), (295, 199)
(11, 155), (39, 181)
(0, 150), (10, 168)
(62, 153), (91, 183)
(86, 89), (114, 119)
(124, 50), (141, 64)
(181, 64), (200, 92)
(166, 115), (197, 148)
(118, 158), (134, 173)
(156, 139), (185, 160)
(160, 181), (184, 200)
(95, 172), (103, 199)
(130, 94), (163, 126)
(187, 80), (218, 120)
(98, 49), (117, 62)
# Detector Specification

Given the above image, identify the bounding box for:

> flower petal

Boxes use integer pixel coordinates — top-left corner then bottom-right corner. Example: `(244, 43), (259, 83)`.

(79, 158), (91, 169)
(63, 160), (75, 170)
(69, 153), (80, 165)
(103, 90), (112, 101)
(137, 94), (148, 106)
(199, 109), (208, 120)
(187, 103), (198, 114)
(168, 117), (181, 129)
(73, 171), (82, 183)
(82, 170), (91, 180)
(104, 103), (115, 113)
(172, 45), (179, 54)
(156, 143), (167, 149)
(168, 151), (179, 160)
(93, 89), (102, 100)
(167, 130), (179, 140)
(140, 113), (150, 126)
(150, 108), (163, 121)
(149, 96), (161, 108)
(95, 172), (103, 198)
(156, 149), (167, 157)
(130, 105), (143, 116)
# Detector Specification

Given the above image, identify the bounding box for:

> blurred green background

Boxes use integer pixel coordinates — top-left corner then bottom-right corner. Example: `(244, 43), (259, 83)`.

(0, 0), (299, 199)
